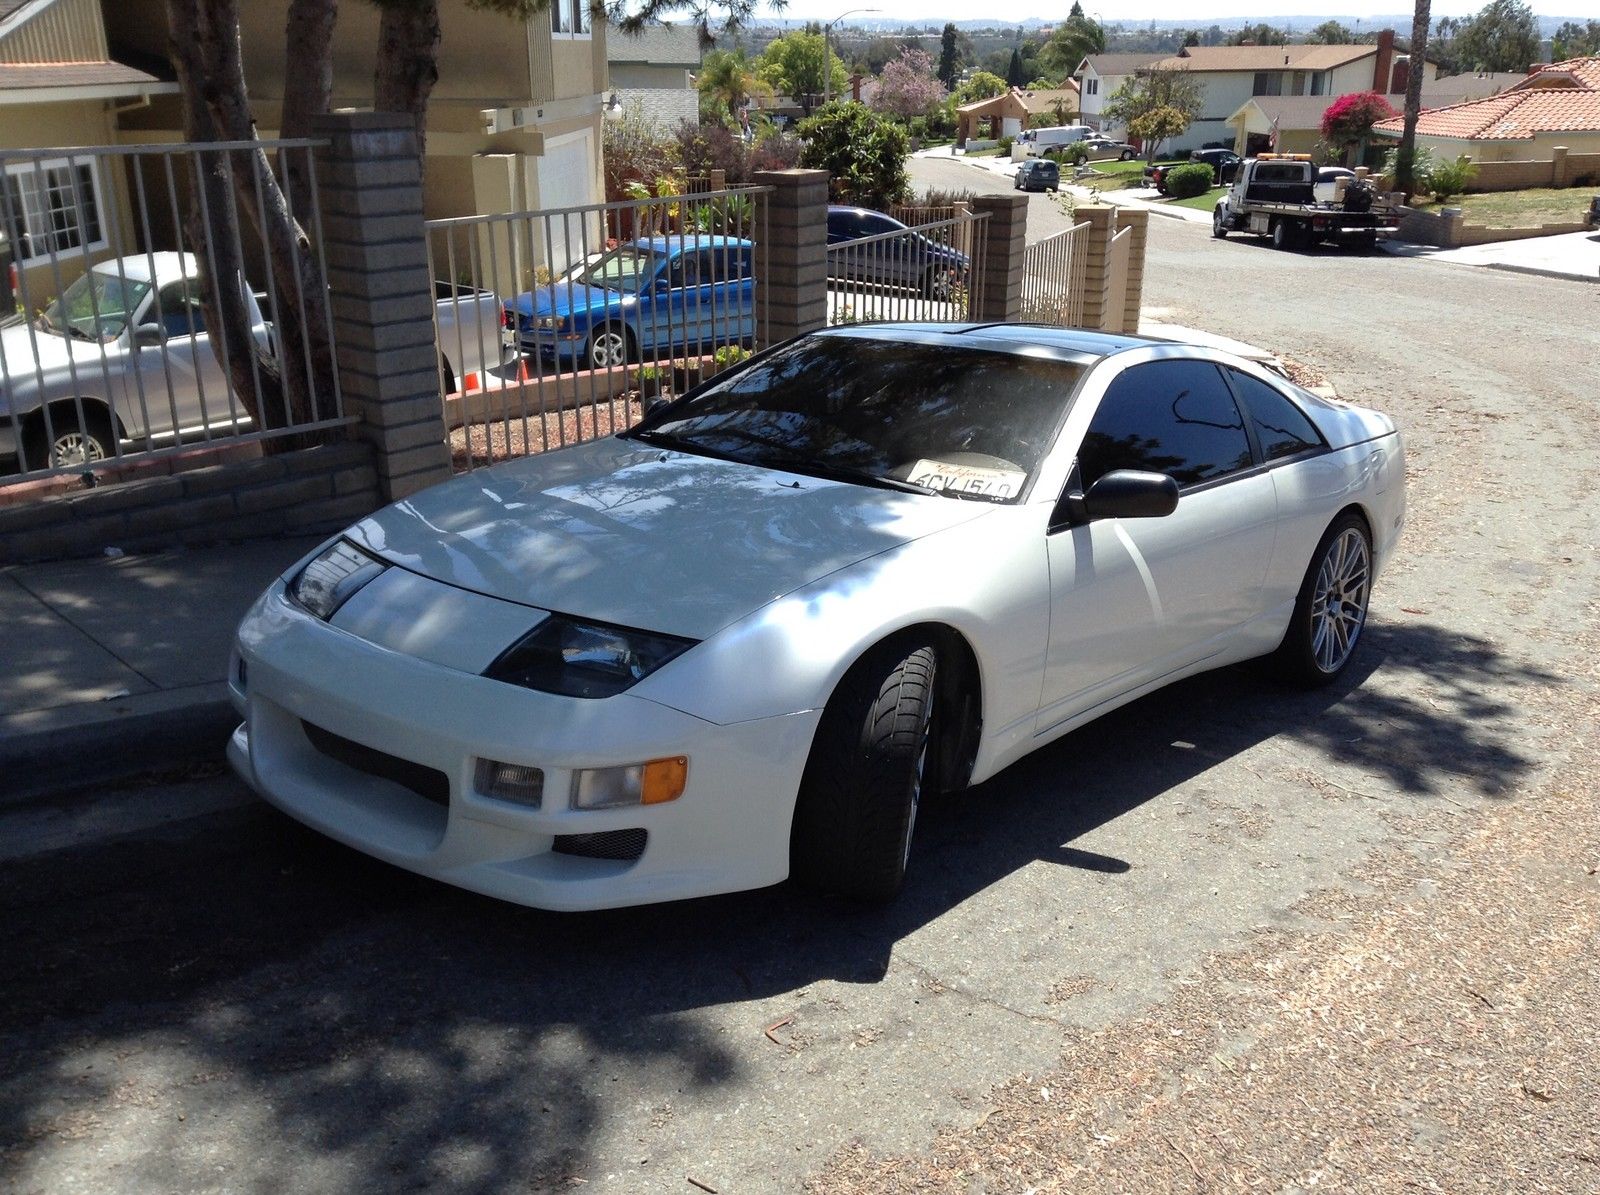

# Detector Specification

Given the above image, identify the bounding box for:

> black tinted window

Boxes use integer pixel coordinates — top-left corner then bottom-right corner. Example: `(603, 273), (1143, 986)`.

(1078, 361), (1254, 489)
(1227, 369), (1324, 462)
(637, 337), (1086, 503)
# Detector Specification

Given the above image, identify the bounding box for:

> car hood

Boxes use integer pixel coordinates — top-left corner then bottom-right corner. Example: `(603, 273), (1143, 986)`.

(344, 437), (996, 640)
(509, 285), (622, 320)
(0, 320), (110, 387)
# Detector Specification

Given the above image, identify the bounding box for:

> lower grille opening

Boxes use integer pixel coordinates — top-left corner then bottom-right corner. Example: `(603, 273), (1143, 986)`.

(552, 828), (647, 861)
(302, 721), (450, 806)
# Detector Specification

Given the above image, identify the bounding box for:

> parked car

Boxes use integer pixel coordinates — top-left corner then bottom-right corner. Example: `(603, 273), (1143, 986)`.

(229, 322), (1406, 911)
(0, 252), (502, 473)
(504, 236), (757, 371)
(1190, 148), (1243, 185)
(1313, 166), (1357, 204)
(1081, 137), (1138, 161)
(1014, 158), (1061, 193)
(825, 206), (970, 300)
(1021, 124), (1093, 149)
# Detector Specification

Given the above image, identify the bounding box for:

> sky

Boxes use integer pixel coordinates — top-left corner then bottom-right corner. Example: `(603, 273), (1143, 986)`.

(758, 2), (1583, 26)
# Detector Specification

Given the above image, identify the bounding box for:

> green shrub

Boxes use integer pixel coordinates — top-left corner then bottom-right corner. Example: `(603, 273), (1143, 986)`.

(1428, 155), (1477, 204)
(798, 101), (910, 211)
(713, 344), (751, 369)
(1165, 162), (1214, 199)
(908, 116), (929, 141)
(1065, 141), (1090, 166)
(997, 135), (1014, 155)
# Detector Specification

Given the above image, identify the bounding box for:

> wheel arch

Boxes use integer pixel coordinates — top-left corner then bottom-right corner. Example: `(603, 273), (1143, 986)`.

(24, 395), (125, 443)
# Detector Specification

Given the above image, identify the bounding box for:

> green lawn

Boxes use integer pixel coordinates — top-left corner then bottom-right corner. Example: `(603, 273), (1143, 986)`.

(1413, 187), (1592, 228)
(1160, 186), (1227, 211)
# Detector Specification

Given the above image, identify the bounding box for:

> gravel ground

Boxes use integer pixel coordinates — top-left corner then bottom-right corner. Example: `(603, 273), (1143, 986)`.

(449, 397), (643, 470)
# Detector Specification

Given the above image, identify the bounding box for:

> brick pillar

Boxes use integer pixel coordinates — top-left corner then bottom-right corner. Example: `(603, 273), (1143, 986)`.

(969, 193), (1027, 322)
(1115, 207), (1149, 336)
(314, 111), (452, 503)
(1551, 146), (1569, 188)
(751, 169), (829, 349)
(1077, 205), (1116, 331)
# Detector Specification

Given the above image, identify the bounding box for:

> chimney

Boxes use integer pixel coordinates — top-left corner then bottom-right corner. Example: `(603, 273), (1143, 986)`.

(1391, 57), (1410, 94)
(1373, 29), (1395, 92)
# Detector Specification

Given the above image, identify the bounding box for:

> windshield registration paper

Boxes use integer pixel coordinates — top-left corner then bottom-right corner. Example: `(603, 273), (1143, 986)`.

(907, 459), (1026, 499)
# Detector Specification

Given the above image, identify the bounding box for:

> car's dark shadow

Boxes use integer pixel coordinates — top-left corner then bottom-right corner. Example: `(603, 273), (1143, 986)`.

(0, 618), (1555, 1188)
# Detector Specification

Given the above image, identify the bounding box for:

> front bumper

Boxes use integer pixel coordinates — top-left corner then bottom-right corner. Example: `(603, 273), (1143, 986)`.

(230, 584), (820, 911)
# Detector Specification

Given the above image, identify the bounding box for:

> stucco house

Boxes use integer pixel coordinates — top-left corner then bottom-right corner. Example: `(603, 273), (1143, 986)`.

(104, 0), (609, 224)
(1371, 56), (1600, 161)
(1089, 33), (1438, 157)
(609, 23), (701, 134)
(1226, 71), (1523, 158)
(955, 84), (1079, 146)
(1075, 52), (1165, 137)
(0, 0), (176, 301)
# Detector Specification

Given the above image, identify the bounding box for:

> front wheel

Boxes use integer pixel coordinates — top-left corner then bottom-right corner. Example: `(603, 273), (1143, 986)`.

(585, 325), (632, 371)
(790, 639), (938, 902)
(24, 404), (115, 471)
(1212, 208), (1228, 239)
(1273, 513), (1373, 686)
(922, 265), (956, 301)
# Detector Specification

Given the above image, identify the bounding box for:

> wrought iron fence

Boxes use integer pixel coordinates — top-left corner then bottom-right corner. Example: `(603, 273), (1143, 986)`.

(0, 140), (347, 484)
(825, 211), (989, 328)
(1020, 221), (1090, 328)
(427, 185), (771, 473)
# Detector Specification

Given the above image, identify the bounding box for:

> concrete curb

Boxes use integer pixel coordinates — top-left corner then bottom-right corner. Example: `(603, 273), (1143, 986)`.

(0, 683), (236, 807)
(1483, 261), (1600, 285)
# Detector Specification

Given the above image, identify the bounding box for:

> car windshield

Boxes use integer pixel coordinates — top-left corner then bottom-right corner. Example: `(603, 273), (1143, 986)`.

(41, 270), (151, 341)
(628, 336), (1087, 503)
(571, 246), (662, 294)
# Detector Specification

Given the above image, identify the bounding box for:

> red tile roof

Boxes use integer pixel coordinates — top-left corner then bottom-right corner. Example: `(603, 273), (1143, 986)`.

(1372, 56), (1600, 141)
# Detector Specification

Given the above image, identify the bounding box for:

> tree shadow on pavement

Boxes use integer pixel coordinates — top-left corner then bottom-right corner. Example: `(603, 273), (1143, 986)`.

(0, 618), (1556, 1190)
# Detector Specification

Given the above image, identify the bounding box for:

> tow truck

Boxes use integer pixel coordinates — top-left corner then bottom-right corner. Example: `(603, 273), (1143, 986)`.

(1211, 153), (1400, 251)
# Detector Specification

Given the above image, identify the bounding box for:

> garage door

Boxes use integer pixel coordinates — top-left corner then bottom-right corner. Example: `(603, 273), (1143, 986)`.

(538, 130), (599, 273)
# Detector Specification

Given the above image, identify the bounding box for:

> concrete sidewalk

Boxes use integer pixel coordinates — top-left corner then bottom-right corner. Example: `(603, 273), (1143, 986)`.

(1382, 227), (1600, 283)
(0, 535), (321, 802)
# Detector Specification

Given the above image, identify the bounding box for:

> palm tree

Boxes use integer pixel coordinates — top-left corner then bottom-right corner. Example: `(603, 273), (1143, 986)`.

(697, 49), (768, 122)
(1396, 0), (1431, 199)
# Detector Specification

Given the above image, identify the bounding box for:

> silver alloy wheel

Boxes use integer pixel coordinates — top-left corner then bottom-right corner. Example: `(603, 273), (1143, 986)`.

(588, 328), (628, 370)
(50, 430), (106, 468)
(926, 267), (953, 301)
(1309, 527), (1371, 674)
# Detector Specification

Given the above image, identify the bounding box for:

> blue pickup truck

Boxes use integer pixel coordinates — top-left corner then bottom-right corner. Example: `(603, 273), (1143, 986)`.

(505, 235), (756, 370)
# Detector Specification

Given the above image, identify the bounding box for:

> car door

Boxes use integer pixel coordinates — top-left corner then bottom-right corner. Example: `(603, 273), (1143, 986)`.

(637, 250), (693, 358)
(127, 278), (234, 441)
(1036, 359), (1278, 733)
(702, 243), (754, 349)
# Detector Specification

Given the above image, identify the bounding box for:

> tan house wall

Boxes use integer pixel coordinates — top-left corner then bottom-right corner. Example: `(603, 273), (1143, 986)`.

(0, 99), (138, 302)
(1407, 141), (1600, 190)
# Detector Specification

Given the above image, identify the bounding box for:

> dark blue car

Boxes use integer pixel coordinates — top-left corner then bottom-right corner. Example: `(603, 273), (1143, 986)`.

(506, 236), (756, 370)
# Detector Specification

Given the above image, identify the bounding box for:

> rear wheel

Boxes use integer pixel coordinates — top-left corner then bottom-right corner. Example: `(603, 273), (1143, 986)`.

(1273, 512), (1373, 686)
(1271, 219), (1296, 251)
(1120, 149), (1135, 160)
(790, 638), (939, 902)
(922, 265), (956, 301)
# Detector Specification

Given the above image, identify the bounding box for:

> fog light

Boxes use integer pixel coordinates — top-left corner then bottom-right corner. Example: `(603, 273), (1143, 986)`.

(474, 759), (545, 807)
(571, 756), (687, 810)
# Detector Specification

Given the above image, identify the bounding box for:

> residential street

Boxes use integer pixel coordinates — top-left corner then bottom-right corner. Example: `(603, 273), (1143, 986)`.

(4, 188), (1599, 1193)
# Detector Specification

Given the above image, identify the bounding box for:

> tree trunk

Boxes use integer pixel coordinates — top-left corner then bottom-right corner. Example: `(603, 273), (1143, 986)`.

(165, 0), (335, 452)
(373, 0), (440, 177)
(280, 0), (338, 220)
(1397, 0), (1431, 200)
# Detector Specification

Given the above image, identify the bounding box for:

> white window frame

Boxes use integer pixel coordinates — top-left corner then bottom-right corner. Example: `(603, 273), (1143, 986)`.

(551, 0), (591, 39)
(2, 156), (109, 264)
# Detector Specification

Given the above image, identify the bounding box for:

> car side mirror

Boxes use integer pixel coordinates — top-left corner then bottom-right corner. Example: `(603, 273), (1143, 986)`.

(654, 277), (672, 294)
(132, 324), (164, 347)
(1053, 469), (1179, 527)
(642, 395), (670, 417)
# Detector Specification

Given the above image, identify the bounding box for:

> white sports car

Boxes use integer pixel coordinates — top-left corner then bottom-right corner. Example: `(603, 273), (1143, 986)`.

(229, 324), (1405, 911)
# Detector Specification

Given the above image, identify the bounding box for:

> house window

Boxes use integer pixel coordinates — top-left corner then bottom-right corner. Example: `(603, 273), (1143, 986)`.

(1252, 72), (1284, 97)
(1085, 77), (1098, 96)
(1292, 70), (1307, 95)
(551, 0), (590, 37)
(1310, 72), (1326, 96)
(0, 158), (107, 262)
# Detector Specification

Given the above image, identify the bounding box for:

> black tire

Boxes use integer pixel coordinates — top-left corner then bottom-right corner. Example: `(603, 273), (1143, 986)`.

(1272, 512), (1373, 687)
(790, 638), (938, 902)
(1212, 208), (1228, 239)
(922, 265), (953, 301)
(1121, 150), (1135, 160)
(585, 324), (633, 371)
(23, 403), (115, 470)
(438, 353), (456, 396)
(1271, 219), (1295, 251)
